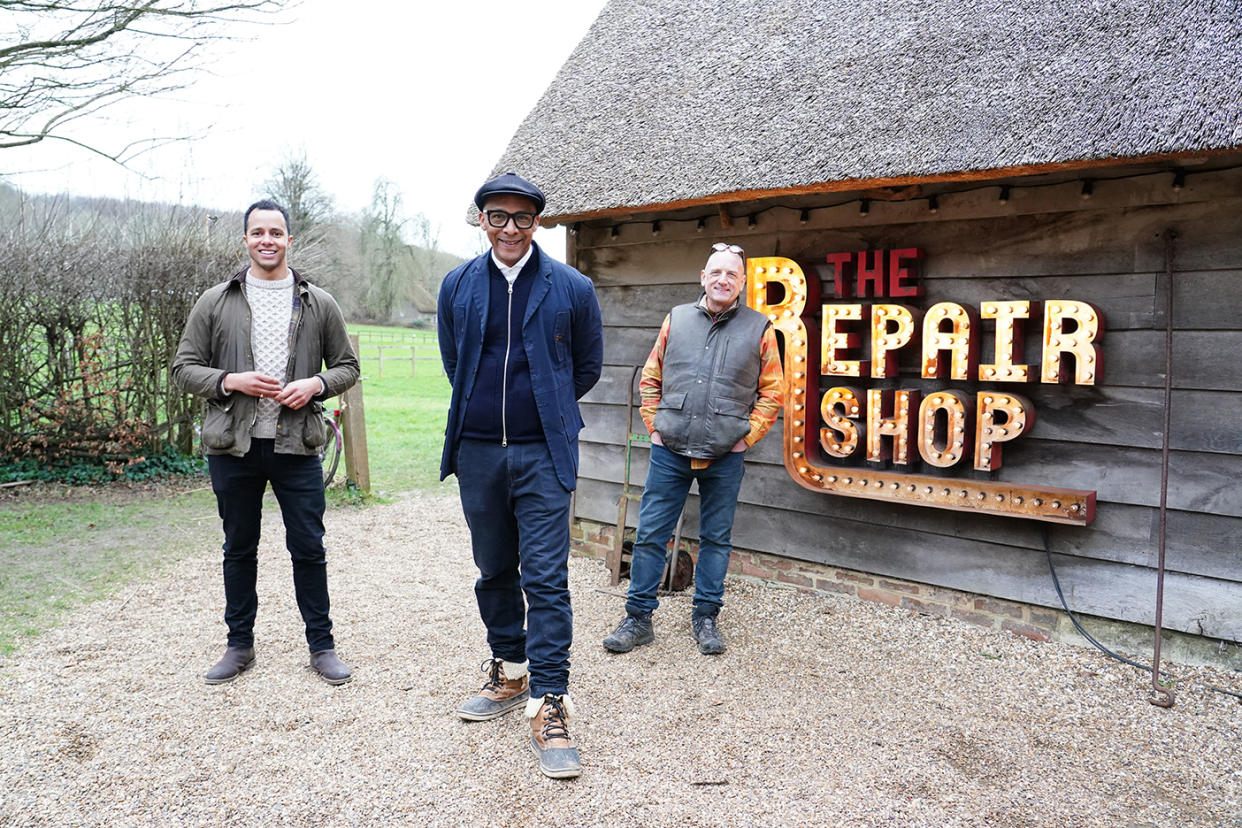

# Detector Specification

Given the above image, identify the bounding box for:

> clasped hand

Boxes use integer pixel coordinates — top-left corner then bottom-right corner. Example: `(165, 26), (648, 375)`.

(223, 371), (319, 410)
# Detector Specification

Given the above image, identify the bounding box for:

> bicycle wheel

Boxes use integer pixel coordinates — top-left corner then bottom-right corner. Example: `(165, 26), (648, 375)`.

(321, 415), (343, 487)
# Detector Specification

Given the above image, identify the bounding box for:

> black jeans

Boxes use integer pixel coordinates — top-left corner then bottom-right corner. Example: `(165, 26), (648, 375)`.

(207, 439), (334, 652)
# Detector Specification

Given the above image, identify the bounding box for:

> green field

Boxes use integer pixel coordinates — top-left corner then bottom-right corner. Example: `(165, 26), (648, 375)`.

(337, 321), (453, 497)
(333, 335), (455, 496)
(0, 322), (453, 655)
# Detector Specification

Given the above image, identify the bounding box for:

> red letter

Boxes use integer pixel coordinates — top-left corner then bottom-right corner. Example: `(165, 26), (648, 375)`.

(888, 248), (924, 298)
(857, 250), (885, 297)
(825, 252), (853, 298)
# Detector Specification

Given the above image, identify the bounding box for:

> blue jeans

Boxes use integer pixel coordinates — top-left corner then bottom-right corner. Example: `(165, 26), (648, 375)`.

(626, 444), (746, 619)
(207, 439), (334, 652)
(456, 439), (573, 698)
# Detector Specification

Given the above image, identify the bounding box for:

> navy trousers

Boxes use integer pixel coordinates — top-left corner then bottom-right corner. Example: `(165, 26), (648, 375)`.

(207, 439), (334, 652)
(456, 438), (572, 698)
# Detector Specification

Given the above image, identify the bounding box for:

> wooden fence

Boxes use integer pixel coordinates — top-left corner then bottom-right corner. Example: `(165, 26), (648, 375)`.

(352, 341), (444, 378)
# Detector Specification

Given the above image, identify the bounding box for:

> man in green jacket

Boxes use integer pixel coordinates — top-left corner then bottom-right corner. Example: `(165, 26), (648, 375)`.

(172, 199), (360, 685)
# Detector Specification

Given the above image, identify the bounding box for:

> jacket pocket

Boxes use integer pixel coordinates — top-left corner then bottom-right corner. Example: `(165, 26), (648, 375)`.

(453, 302), (470, 351)
(201, 398), (236, 450)
(554, 310), (570, 364)
(652, 391), (688, 441)
(302, 401), (327, 449)
(656, 391), (687, 411)
(710, 395), (751, 418)
(708, 395), (752, 450)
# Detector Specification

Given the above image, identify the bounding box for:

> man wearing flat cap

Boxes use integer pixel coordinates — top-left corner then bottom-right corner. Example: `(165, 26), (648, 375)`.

(437, 172), (603, 779)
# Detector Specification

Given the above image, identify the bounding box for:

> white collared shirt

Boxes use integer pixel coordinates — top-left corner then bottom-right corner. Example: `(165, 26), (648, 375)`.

(491, 247), (533, 285)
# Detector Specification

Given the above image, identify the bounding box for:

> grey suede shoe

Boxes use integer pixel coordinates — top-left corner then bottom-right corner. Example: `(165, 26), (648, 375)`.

(204, 646), (255, 684)
(310, 649), (353, 685)
(692, 615), (726, 655)
(527, 693), (581, 780)
(602, 614), (654, 653)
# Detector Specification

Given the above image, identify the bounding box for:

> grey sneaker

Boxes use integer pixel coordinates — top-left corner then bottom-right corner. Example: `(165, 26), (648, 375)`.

(602, 614), (654, 653)
(692, 615), (725, 655)
(204, 646), (255, 684)
(458, 659), (530, 721)
(527, 693), (582, 779)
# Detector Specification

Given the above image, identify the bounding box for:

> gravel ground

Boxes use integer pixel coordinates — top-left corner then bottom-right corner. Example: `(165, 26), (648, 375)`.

(2, 492), (1240, 827)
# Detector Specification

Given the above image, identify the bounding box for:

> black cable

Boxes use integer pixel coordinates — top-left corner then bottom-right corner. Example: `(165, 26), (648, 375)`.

(1044, 536), (1169, 677)
(1046, 532), (1241, 702)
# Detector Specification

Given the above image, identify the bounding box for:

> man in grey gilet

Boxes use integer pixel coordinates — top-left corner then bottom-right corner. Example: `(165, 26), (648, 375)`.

(603, 243), (783, 655)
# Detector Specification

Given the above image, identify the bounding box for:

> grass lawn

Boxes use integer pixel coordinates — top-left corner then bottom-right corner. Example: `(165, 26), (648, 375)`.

(328, 366), (456, 498)
(0, 322), (454, 655)
(0, 486), (220, 655)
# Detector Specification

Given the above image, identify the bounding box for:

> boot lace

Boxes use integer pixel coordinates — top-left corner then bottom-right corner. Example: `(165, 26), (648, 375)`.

(695, 616), (720, 640)
(538, 694), (571, 743)
(479, 658), (504, 692)
(617, 616), (642, 636)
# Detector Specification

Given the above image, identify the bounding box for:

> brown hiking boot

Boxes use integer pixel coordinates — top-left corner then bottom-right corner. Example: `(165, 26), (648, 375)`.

(526, 693), (581, 779)
(457, 658), (530, 721)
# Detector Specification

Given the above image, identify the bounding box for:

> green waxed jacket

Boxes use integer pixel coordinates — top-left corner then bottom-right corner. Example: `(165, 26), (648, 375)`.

(171, 267), (360, 457)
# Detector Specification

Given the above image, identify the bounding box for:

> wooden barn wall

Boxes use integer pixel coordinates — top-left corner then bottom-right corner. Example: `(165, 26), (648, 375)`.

(567, 166), (1242, 643)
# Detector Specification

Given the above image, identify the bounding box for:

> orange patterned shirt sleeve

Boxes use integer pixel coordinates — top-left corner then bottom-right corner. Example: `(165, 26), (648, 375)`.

(745, 325), (785, 447)
(638, 314), (671, 434)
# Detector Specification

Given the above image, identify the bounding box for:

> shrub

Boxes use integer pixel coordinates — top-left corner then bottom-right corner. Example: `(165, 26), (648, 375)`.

(0, 192), (241, 475)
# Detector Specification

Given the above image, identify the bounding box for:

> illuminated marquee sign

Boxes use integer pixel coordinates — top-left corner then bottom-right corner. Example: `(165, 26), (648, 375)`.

(747, 250), (1101, 526)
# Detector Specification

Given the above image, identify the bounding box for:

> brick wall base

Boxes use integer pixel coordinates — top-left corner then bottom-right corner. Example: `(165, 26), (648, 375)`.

(571, 517), (1242, 670)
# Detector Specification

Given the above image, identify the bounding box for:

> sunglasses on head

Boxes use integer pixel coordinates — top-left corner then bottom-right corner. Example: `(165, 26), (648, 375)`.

(711, 242), (745, 258)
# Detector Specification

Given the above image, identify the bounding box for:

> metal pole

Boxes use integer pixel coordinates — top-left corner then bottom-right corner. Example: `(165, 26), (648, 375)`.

(1149, 230), (1177, 709)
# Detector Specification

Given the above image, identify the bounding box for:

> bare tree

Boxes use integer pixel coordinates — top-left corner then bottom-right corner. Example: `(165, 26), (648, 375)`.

(0, 0), (284, 163)
(406, 210), (440, 289)
(359, 177), (407, 322)
(264, 148), (334, 247)
(263, 147), (338, 287)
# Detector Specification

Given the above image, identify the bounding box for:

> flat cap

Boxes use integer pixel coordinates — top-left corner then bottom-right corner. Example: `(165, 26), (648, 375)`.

(474, 172), (546, 214)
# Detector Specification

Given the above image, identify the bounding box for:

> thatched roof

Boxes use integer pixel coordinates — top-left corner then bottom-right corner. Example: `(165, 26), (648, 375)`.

(494, 0), (1242, 222)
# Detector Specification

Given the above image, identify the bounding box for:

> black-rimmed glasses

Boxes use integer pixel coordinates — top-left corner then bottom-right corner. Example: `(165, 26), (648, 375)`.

(484, 209), (537, 230)
(711, 242), (745, 258)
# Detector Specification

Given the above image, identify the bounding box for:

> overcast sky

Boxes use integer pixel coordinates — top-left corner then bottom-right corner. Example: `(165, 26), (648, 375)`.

(1, 0), (610, 261)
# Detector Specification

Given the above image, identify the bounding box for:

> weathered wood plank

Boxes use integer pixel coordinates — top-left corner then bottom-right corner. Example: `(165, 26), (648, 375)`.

(580, 424), (1242, 521)
(595, 270), (1175, 332)
(1169, 269), (1242, 330)
(579, 241), (720, 287)
(1133, 200), (1242, 273)
(1170, 391), (1242, 455)
(583, 197), (1242, 286)
(582, 383), (1242, 472)
(603, 325), (664, 367)
(575, 468), (1242, 584)
(571, 478), (1242, 641)
(579, 364), (644, 407)
(919, 272), (1158, 331)
(1169, 331), (1242, 391)
(1055, 505), (1242, 584)
(599, 323), (1242, 393)
(597, 283), (698, 328)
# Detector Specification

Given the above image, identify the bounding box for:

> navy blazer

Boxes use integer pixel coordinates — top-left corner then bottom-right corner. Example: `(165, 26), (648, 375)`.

(437, 243), (604, 491)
